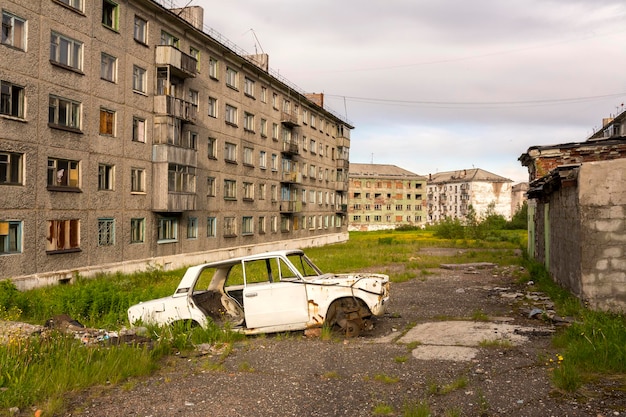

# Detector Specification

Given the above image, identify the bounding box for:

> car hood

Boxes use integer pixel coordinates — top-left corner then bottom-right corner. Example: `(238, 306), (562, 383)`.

(307, 272), (389, 294)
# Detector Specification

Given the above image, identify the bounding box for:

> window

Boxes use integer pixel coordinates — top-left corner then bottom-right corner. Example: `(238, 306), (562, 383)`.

(225, 104), (237, 125)
(271, 153), (278, 171)
(259, 150), (267, 169)
(168, 164), (195, 193)
(310, 139), (316, 154)
(302, 109), (308, 125)
(48, 95), (81, 130)
(98, 164), (114, 190)
(226, 67), (238, 89)
(258, 183), (266, 200)
(225, 142), (237, 163)
(224, 179), (236, 199)
(57, 0), (83, 12)
(132, 117), (146, 142)
(260, 86), (267, 103)
(208, 57), (218, 79)
(50, 31), (83, 70)
(133, 15), (147, 44)
(244, 112), (254, 132)
(160, 30), (179, 47)
(272, 93), (278, 109)
(0, 152), (22, 185)
(224, 217), (236, 237)
(99, 108), (115, 136)
(242, 216), (253, 235)
(100, 53), (117, 82)
(243, 146), (253, 166)
(47, 158), (79, 189)
(187, 217), (198, 239)
(130, 218), (144, 243)
(260, 118), (267, 137)
(207, 216), (216, 237)
(102, 0), (119, 30)
(270, 216), (277, 233)
(272, 123), (278, 140)
(132, 65), (146, 93)
(258, 216), (266, 234)
(2, 11), (26, 50)
(281, 216), (290, 233)
(207, 137), (216, 159)
(97, 218), (115, 246)
(183, 131), (197, 150)
(0, 221), (21, 254)
(243, 182), (254, 201)
(0, 81), (24, 119)
(157, 217), (178, 242)
(271, 184), (278, 202)
(131, 167), (145, 193)
(190, 47), (200, 71)
(244, 77), (255, 97)
(208, 96), (217, 117)
(46, 219), (80, 252)
(207, 176), (215, 196)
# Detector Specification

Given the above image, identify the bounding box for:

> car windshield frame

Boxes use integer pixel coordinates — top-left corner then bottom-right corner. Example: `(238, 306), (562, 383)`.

(286, 253), (323, 279)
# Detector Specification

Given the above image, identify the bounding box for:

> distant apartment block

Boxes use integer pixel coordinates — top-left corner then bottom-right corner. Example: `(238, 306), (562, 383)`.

(427, 169), (513, 223)
(0, 0), (353, 287)
(348, 164), (427, 231)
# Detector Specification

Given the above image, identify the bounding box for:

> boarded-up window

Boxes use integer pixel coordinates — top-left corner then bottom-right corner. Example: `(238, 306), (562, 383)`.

(46, 219), (80, 252)
(99, 108), (115, 135)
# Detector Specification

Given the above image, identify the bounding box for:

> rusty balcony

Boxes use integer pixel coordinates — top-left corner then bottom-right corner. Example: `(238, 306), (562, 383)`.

(154, 95), (198, 123)
(281, 140), (299, 155)
(335, 157), (349, 170)
(155, 45), (197, 78)
(281, 110), (299, 126)
(281, 171), (302, 184)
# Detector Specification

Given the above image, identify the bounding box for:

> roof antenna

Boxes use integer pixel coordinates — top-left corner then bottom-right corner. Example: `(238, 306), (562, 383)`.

(176, 0), (194, 16)
(247, 29), (265, 55)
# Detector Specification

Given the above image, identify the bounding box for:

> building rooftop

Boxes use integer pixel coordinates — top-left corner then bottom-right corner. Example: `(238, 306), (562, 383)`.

(428, 168), (511, 184)
(349, 163), (426, 179)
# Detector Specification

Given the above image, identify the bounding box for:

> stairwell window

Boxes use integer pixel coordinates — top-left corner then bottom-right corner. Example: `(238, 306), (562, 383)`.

(130, 167), (145, 193)
(0, 80), (25, 119)
(50, 31), (83, 71)
(101, 0), (119, 31)
(2, 11), (26, 50)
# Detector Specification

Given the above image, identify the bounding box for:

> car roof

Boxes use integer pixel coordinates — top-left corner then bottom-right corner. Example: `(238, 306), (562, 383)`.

(194, 249), (305, 269)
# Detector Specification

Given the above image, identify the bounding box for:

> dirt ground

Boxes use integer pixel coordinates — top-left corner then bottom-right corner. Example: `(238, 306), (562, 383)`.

(57, 249), (624, 417)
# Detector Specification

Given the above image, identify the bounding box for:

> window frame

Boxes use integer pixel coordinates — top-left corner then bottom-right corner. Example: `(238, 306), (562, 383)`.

(130, 218), (145, 243)
(97, 218), (115, 246)
(224, 142), (237, 163)
(133, 15), (148, 44)
(132, 116), (146, 142)
(225, 104), (237, 126)
(242, 216), (253, 235)
(99, 108), (115, 136)
(47, 157), (80, 190)
(223, 216), (236, 237)
(224, 179), (236, 200)
(130, 167), (145, 193)
(0, 220), (22, 254)
(208, 96), (217, 118)
(243, 182), (254, 201)
(132, 65), (147, 94)
(50, 31), (83, 71)
(157, 217), (178, 243)
(1, 11), (26, 50)
(187, 217), (198, 239)
(207, 216), (216, 237)
(97, 163), (114, 191)
(0, 80), (25, 119)
(226, 67), (238, 89)
(101, 0), (119, 31)
(46, 219), (80, 253)
(100, 52), (117, 82)
(0, 152), (22, 185)
(244, 77), (255, 97)
(243, 146), (254, 166)
(207, 176), (215, 196)
(48, 95), (81, 131)
(208, 57), (218, 79)
(207, 137), (217, 159)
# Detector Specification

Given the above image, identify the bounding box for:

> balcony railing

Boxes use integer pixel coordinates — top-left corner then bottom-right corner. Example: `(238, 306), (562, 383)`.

(281, 171), (302, 184)
(154, 95), (198, 123)
(155, 45), (197, 78)
(335, 157), (349, 169)
(281, 110), (299, 126)
(281, 140), (299, 155)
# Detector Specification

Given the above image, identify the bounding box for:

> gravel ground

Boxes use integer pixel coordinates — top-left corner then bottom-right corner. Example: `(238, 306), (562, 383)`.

(51, 250), (626, 416)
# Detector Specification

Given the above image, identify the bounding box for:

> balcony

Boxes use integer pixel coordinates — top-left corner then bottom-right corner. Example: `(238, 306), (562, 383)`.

(154, 95), (197, 123)
(336, 204), (348, 213)
(336, 135), (350, 148)
(334, 181), (348, 192)
(279, 200), (302, 213)
(281, 171), (302, 184)
(335, 157), (349, 169)
(155, 45), (197, 78)
(281, 140), (299, 155)
(281, 110), (299, 126)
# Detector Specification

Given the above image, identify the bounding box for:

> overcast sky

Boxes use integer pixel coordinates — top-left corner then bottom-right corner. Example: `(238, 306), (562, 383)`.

(188, 0), (626, 183)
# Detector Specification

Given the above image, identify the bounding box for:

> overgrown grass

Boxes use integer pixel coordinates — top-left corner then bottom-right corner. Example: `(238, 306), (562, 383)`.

(523, 257), (626, 392)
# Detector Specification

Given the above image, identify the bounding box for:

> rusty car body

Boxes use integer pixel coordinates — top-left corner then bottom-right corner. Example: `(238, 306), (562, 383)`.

(127, 249), (390, 336)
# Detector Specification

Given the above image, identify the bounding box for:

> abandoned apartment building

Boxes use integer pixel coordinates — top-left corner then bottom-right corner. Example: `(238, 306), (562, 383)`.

(0, 0), (353, 289)
(520, 111), (626, 312)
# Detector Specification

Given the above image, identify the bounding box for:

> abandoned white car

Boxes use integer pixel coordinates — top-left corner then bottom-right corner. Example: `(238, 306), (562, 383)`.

(128, 250), (390, 336)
